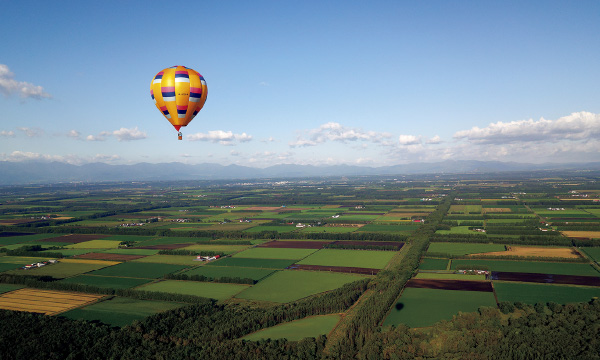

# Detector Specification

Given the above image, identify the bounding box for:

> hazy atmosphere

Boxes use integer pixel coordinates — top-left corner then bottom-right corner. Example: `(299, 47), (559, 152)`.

(2, 1), (599, 167)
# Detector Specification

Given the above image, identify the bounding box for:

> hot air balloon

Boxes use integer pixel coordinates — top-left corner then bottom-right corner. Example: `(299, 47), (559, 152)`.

(150, 65), (207, 140)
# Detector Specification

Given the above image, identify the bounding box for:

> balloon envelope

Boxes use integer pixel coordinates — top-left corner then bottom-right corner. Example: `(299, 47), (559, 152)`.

(150, 65), (207, 132)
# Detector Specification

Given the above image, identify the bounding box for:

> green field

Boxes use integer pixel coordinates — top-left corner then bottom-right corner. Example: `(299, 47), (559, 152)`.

(0, 233), (63, 246)
(4, 260), (116, 278)
(61, 297), (184, 327)
(181, 244), (251, 254)
(101, 248), (159, 256)
(89, 262), (188, 279)
(41, 249), (93, 256)
(383, 287), (497, 328)
(297, 249), (396, 269)
(0, 256), (59, 264)
(132, 255), (205, 265)
(301, 226), (358, 233)
(184, 266), (276, 281)
(0, 284), (24, 294)
(435, 226), (482, 235)
(494, 282), (600, 304)
(358, 224), (419, 233)
(450, 259), (599, 276)
(418, 258), (449, 270)
(414, 272), (487, 280)
(244, 226), (298, 233)
(233, 247), (317, 260)
(101, 235), (156, 242)
(236, 270), (367, 303)
(0, 262), (23, 272)
(134, 237), (205, 247)
(59, 275), (151, 289)
(242, 314), (341, 341)
(67, 240), (122, 249)
(137, 280), (248, 300)
(206, 257), (295, 269)
(427, 242), (506, 256)
(580, 247), (600, 262)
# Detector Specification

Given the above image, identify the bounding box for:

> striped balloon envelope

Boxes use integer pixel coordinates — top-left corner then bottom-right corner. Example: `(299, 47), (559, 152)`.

(150, 65), (207, 140)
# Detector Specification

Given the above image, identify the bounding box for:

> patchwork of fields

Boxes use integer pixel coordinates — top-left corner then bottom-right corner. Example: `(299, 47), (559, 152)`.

(1, 180), (599, 342)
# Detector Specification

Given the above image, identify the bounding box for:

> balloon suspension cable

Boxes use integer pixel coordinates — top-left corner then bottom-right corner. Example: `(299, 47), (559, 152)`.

(178, 132), (183, 141)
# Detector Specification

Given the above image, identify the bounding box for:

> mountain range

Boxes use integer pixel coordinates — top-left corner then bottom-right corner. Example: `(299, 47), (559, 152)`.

(0, 160), (599, 185)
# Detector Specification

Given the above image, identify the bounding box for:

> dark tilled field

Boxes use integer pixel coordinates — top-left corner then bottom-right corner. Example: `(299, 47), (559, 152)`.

(406, 279), (493, 292)
(492, 271), (600, 287)
(287, 264), (380, 275)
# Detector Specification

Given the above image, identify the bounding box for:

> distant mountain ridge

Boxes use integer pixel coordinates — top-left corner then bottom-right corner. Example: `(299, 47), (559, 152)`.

(0, 160), (599, 185)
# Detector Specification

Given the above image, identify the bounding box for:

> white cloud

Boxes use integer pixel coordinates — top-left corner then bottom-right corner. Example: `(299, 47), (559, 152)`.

(289, 122), (392, 148)
(187, 130), (253, 145)
(112, 127), (147, 141)
(86, 134), (106, 141)
(426, 135), (442, 144)
(398, 134), (421, 145)
(230, 150), (241, 156)
(0, 64), (51, 99)
(85, 127), (146, 142)
(261, 136), (276, 143)
(453, 111), (600, 144)
(17, 127), (44, 137)
(0, 130), (15, 137)
(66, 130), (81, 139)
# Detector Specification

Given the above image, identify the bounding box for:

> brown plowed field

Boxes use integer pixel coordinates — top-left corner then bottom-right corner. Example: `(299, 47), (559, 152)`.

(472, 246), (581, 259)
(136, 243), (190, 250)
(0, 288), (104, 315)
(332, 241), (404, 249)
(74, 252), (146, 261)
(246, 206), (283, 211)
(491, 272), (600, 286)
(561, 231), (600, 239)
(406, 279), (493, 292)
(288, 264), (380, 275)
(39, 234), (109, 244)
(259, 240), (332, 249)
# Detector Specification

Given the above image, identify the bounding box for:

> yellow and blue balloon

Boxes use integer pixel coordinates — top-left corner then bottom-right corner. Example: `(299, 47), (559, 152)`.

(150, 65), (207, 140)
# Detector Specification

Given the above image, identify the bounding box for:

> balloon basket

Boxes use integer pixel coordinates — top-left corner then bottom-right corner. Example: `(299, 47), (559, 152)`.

(178, 132), (182, 140)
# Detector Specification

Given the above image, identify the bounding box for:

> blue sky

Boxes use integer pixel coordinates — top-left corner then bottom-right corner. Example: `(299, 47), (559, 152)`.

(1, 1), (599, 167)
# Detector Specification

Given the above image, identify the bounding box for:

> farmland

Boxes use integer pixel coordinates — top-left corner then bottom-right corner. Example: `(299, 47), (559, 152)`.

(0, 175), (600, 358)
(296, 249), (396, 269)
(0, 288), (104, 315)
(137, 280), (249, 300)
(242, 314), (341, 341)
(236, 270), (367, 303)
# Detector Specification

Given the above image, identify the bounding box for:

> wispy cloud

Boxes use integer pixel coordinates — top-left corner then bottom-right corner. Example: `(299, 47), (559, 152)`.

(0, 151), (121, 165)
(0, 64), (52, 99)
(0, 130), (15, 138)
(85, 127), (147, 142)
(17, 127), (44, 137)
(289, 122), (392, 148)
(187, 130), (253, 145)
(66, 130), (81, 139)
